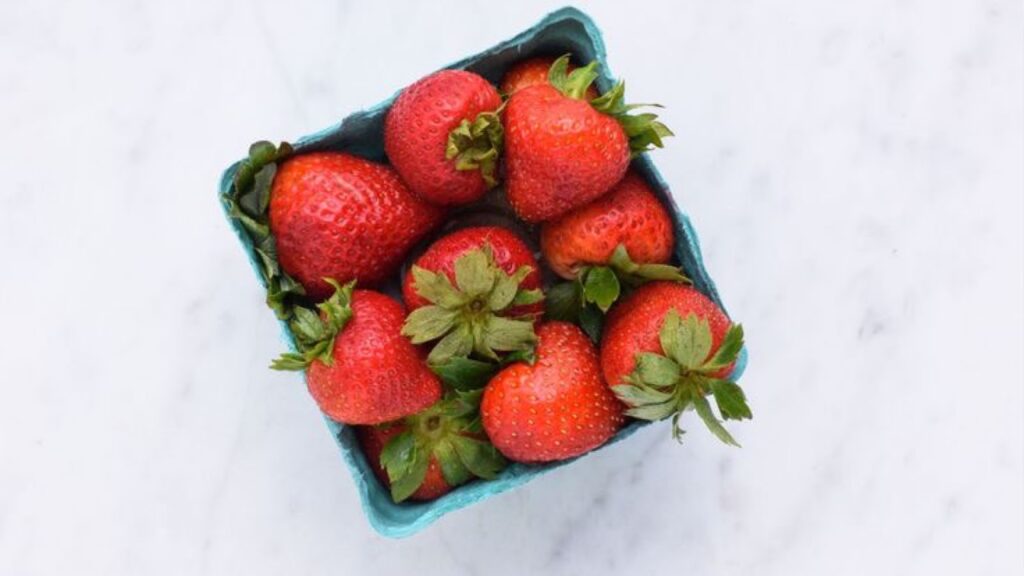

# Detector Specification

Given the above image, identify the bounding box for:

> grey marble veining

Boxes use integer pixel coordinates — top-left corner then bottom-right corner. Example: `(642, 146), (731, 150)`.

(0, 0), (1021, 574)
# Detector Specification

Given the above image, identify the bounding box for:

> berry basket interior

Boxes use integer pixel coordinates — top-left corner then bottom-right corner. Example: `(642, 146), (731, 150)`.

(218, 6), (748, 538)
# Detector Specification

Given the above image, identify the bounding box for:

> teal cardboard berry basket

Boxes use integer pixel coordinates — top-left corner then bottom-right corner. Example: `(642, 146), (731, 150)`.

(219, 6), (748, 538)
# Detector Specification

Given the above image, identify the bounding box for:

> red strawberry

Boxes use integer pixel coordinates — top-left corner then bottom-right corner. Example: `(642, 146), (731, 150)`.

(269, 152), (443, 300)
(272, 283), (442, 425)
(401, 226), (544, 365)
(601, 282), (750, 445)
(403, 226), (542, 313)
(481, 322), (624, 463)
(358, 422), (451, 502)
(357, 393), (506, 502)
(500, 56), (598, 99)
(503, 55), (672, 222)
(541, 171), (676, 279)
(384, 69), (503, 206)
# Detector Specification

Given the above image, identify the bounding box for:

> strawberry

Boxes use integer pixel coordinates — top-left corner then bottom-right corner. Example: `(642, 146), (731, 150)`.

(541, 170), (688, 320)
(272, 282), (442, 425)
(384, 69), (503, 206)
(503, 54), (672, 222)
(357, 422), (450, 502)
(269, 152), (443, 300)
(500, 56), (598, 99)
(357, 392), (505, 502)
(541, 171), (676, 280)
(401, 226), (544, 366)
(601, 282), (750, 445)
(481, 322), (624, 463)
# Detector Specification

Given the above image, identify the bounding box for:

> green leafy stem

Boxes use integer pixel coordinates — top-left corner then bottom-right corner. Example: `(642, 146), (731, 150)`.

(270, 279), (355, 371)
(446, 110), (504, 188)
(612, 310), (750, 446)
(402, 245), (544, 367)
(548, 54), (673, 156)
(223, 141), (306, 319)
(545, 244), (690, 342)
(380, 391), (506, 502)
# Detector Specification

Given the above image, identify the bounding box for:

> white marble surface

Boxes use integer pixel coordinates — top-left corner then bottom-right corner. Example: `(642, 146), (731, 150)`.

(1, 0), (1021, 574)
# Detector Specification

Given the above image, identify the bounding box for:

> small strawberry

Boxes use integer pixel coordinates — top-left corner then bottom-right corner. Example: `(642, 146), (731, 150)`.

(481, 322), (624, 463)
(541, 171), (676, 280)
(384, 69), (503, 206)
(357, 392), (506, 502)
(269, 152), (444, 300)
(500, 56), (598, 99)
(401, 226), (544, 366)
(601, 282), (750, 445)
(503, 54), (672, 222)
(541, 171), (688, 322)
(272, 282), (442, 425)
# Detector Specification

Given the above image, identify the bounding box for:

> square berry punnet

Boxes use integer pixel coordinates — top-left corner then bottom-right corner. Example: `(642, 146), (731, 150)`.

(218, 6), (748, 538)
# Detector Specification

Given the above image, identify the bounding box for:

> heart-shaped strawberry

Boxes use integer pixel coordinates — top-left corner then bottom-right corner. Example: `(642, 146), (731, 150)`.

(481, 322), (624, 463)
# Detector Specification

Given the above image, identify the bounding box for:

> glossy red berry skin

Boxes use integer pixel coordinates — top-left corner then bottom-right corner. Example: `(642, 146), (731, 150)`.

(384, 69), (502, 206)
(306, 290), (442, 425)
(503, 84), (630, 223)
(500, 56), (599, 99)
(269, 152), (444, 300)
(601, 282), (734, 388)
(540, 171), (675, 279)
(481, 322), (624, 463)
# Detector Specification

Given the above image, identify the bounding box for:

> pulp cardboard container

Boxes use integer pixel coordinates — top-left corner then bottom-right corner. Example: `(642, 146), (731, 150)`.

(219, 6), (748, 538)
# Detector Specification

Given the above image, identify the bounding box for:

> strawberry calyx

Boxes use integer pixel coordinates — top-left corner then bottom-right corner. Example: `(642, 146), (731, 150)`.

(547, 54), (600, 100)
(611, 310), (750, 446)
(547, 54), (673, 156)
(446, 110), (504, 188)
(590, 82), (674, 156)
(223, 141), (304, 319)
(379, 391), (506, 502)
(545, 245), (690, 341)
(582, 245), (691, 311)
(401, 245), (544, 366)
(270, 279), (355, 371)
(429, 348), (535, 392)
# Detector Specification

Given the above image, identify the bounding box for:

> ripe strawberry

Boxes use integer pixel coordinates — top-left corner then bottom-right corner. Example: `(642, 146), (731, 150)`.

(357, 392), (506, 503)
(540, 171), (688, 319)
(384, 69), (503, 206)
(601, 282), (750, 445)
(272, 282), (442, 425)
(481, 322), (624, 463)
(269, 152), (443, 300)
(500, 56), (598, 99)
(503, 55), (672, 222)
(401, 226), (544, 365)
(541, 171), (676, 280)
(358, 422), (451, 502)
(402, 226), (543, 313)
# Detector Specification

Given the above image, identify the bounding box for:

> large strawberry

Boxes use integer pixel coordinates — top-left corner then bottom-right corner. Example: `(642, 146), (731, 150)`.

(601, 282), (750, 445)
(357, 392), (505, 502)
(503, 54), (672, 222)
(269, 152), (443, 300)
(500, 56), (598, 99)
(384, 69), (503, 206)
(272, 282), (442, 425)
(401, 226), (544, 366)
(481, 322), (624, 463)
